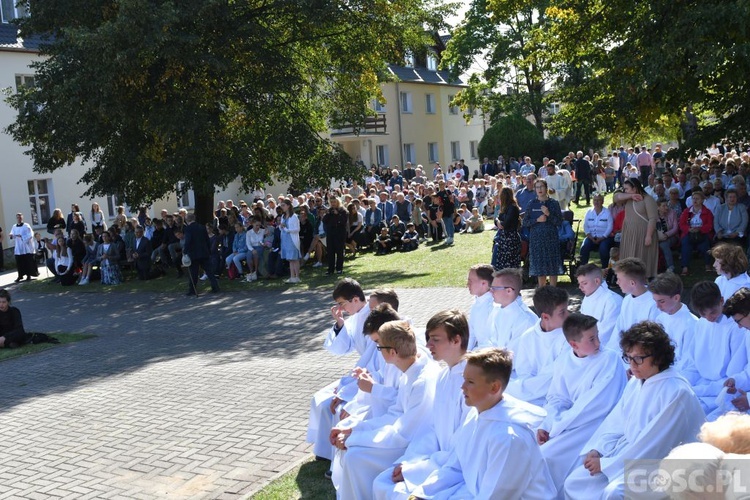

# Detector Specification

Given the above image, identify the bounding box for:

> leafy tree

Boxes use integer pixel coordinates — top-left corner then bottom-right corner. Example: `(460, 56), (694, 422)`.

(6, 0), (451, 221)
(478, 114), (544, 161)
(442, 0), (554, 133)
(545, 0), (750, 150)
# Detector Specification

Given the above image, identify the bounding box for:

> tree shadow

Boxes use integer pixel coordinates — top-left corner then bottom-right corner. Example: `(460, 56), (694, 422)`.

(295, 460), (335, 499)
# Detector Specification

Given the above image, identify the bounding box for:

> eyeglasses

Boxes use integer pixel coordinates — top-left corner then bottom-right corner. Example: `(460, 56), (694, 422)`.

(335, 300), (349, 307)
(733, 314), (748, 326)
(490, 286), (514, 291)
(376, 345), (394, 351)
(622, 354), (653, 365)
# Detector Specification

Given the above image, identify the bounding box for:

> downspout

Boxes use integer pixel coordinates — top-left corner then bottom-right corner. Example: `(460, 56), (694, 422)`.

(396, 81), (404, 166)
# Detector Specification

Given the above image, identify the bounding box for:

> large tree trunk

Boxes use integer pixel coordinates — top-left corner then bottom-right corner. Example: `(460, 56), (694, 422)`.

(193, 190), (216, 225)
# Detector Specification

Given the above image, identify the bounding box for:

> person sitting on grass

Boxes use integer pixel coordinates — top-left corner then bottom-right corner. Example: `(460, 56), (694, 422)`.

(388, 215), (406, 251)
(400, 223), (419, 252)
(375, 227), (392, 256)
(411, 348), (556, 499)
(465, 207), (484, 233)
(0, 289), (29, 348)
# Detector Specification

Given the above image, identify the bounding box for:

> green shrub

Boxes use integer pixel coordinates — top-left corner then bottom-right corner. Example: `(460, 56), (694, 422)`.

(478, 114), (544, 163)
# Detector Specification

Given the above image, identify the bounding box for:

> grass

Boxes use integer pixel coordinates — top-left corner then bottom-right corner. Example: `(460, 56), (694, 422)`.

(0, 332), (96, 362)
(249, 459), (334, 500)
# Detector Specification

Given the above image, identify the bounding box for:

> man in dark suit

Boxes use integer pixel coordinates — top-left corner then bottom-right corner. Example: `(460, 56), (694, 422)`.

(481, 157), (496, 177)
(132, 226), (153, 280)
(182, 213), (220, 295)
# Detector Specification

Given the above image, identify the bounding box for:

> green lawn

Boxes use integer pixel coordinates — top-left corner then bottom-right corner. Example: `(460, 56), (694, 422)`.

(0, 332), (96, 362)
(250, 459), (334, 500)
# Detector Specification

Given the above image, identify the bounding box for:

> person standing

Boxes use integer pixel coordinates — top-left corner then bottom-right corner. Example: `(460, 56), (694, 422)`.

(0, 224), (4, 271)
(523, 179), (564, 287)
(9, 213), (35, 282)
(182, 213), (220, 295)
(436, 181), (456, 245)
(279, 198), (301, 284)
(491, 187), (521, 270)
(574, 151), (593, 206)
(616, 178), (659, 278)
(323, 197), (348, 275)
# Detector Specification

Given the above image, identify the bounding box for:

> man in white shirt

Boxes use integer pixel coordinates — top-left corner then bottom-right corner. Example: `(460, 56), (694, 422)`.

(579, 194), (613, 266)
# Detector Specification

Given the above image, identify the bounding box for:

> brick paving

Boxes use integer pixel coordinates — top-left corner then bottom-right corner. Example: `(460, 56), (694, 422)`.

(0, 275), (483, 499)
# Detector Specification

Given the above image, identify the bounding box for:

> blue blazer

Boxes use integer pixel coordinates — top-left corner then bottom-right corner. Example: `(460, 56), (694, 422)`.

(365, 208), (383, 228)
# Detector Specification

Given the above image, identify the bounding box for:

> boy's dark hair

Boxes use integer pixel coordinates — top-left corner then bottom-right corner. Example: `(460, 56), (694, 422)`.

(332, 278), (365, 302)
(464, 348), (513, 387)
(724, 287), (750, 317)
(425, 309), (469, 351)
(363, 303), (401, 336)
(562, 312), (598, 342)
(575, 263), (603, 279)
(492, 268), (523, 292)
(471, 263), (495, 284)
(620, 321), (675, 372)
(649, 272), (683, 298)
(370, 288), (399, 311)
(532, 285), (569, 316)
(0, 289), (10, 303)
(613, 257), (647, 282)
(690, 281), (723, 314)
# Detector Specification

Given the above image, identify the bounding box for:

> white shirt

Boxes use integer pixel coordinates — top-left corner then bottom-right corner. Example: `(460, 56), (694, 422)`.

(580, 283), (623, 348)
(715, 273), (750, 302)
(467, 292), (495, 351)
(583, 206), (613, 238)
(487, 297), (539, 350)
(607, 290), (659, 352)
(654, 304), (697, 372)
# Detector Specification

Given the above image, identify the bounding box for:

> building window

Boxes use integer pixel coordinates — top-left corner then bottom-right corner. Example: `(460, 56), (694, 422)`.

(450, 141), (461, 161)
(15, 74), (35, 90)
(376, 145), (389, 167)
(404, 50), (415, 68)
(448, 94), (458, 115)
(470, 141), (479, 160)
(403, 143), (415, 164)
(425, 94), (436, 114)
(27, 179), (51, 226)
(549, 102), (561, 115)
(427, 53), (438, 71)
(400, 92), (412, 113)
(428, 142), (439, 163)
(176, 181), (194, 209)
(1, 0), (27, 23)
(106, 195), (123, 218)
(373, 99), (386, 113)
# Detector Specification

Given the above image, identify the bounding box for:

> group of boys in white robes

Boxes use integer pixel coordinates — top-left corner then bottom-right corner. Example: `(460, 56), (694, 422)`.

(306, 256), (750, 498)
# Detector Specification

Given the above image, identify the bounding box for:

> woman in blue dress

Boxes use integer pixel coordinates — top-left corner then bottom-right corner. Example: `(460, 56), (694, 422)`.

(522, 179), (564, 287)
(279, 198), (301, 284)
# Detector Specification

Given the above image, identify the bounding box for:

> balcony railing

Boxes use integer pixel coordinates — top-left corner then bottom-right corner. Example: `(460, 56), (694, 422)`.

(331, 115), (387, 136)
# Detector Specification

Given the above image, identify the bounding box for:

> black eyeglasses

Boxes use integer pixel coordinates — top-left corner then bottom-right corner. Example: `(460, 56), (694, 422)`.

(733, 314), (748, 326)
(376, 345), (394, 351)
(622, 354), (653, 366)
(490, 285), (514, 291)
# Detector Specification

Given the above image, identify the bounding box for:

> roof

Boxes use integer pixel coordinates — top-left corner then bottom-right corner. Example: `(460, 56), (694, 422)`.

(0, 23), (43, 51)
(387, 64), (464, 86)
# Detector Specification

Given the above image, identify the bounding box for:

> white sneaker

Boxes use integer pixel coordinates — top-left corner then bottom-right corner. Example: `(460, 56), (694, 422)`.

(78, 278), (88, 285)
(312, 261), (323, 268)
(245, 274), (254, 283)
(303, 253), (310, 262)
(199, 273), (208, 281)
(250, 272), (258, 281)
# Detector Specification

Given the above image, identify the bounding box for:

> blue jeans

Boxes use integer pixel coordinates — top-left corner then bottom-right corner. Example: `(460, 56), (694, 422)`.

(579, 237), (613, 265)
(680, 234), (710, 267)
(442, 216), (455, 239)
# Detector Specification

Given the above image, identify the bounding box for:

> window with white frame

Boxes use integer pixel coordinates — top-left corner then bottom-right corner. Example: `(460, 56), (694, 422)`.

(448, 94), (458, 115)
(404, 50), (415, 68)
(549, 102), (561, 115)
(27, 179), (51, 226)
(373, 99), (386, 113)
(450, 141), (461, 161)
(107, 195), (122, 218)
(400, 92), (412, 113)
(470, 141), (479, 160)
(376, 145), (389, 167)
(428, 142), (439, 163)
(15, 74), (35, 90)
(176, 181), (195, 209)
(425, 93), (436, 114)
(1, 0), (28, 23)
(403, 143), (415, 164)
(427, 53), (438, 71)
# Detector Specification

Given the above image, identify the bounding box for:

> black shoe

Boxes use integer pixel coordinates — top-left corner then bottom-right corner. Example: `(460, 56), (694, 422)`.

(185, 291), (196, 296)
(25, 276), (32, 281)
(314, 456), (330, 462)
(14, 277), (22, 283)
(324, 470), (333, 480)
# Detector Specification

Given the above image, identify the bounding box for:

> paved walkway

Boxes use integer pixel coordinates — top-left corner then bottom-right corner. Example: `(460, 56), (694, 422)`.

(0, 269), (481, 499)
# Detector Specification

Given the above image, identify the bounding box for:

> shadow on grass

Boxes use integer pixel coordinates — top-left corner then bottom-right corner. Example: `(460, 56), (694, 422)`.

(296, 460), (335, 499)
(0, 332), (95, 363)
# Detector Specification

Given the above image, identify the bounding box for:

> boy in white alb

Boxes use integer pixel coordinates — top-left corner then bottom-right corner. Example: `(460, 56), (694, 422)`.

(681, 281), (747, 415)
(563, 321), (705, 499)
(716, 288), (750, 419)
(538, 313), (627, 496)
(373, 310), (471, 499)
(486, 268), (538, 350)
(307, 278), (373, 462)
(411, 348), (556, 499)
(466, 264), (495, 350)
(331, 321), (440, 499)
(576, 264), (622, 347)
(604, 257), (659, 352)
(649, 272), (697, 371)
(505, 286), (571, 406)
(711, 242), (750, 301)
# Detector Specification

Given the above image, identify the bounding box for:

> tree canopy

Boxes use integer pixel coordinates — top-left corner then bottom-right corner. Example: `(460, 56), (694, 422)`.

(7, 0), (453, 220)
